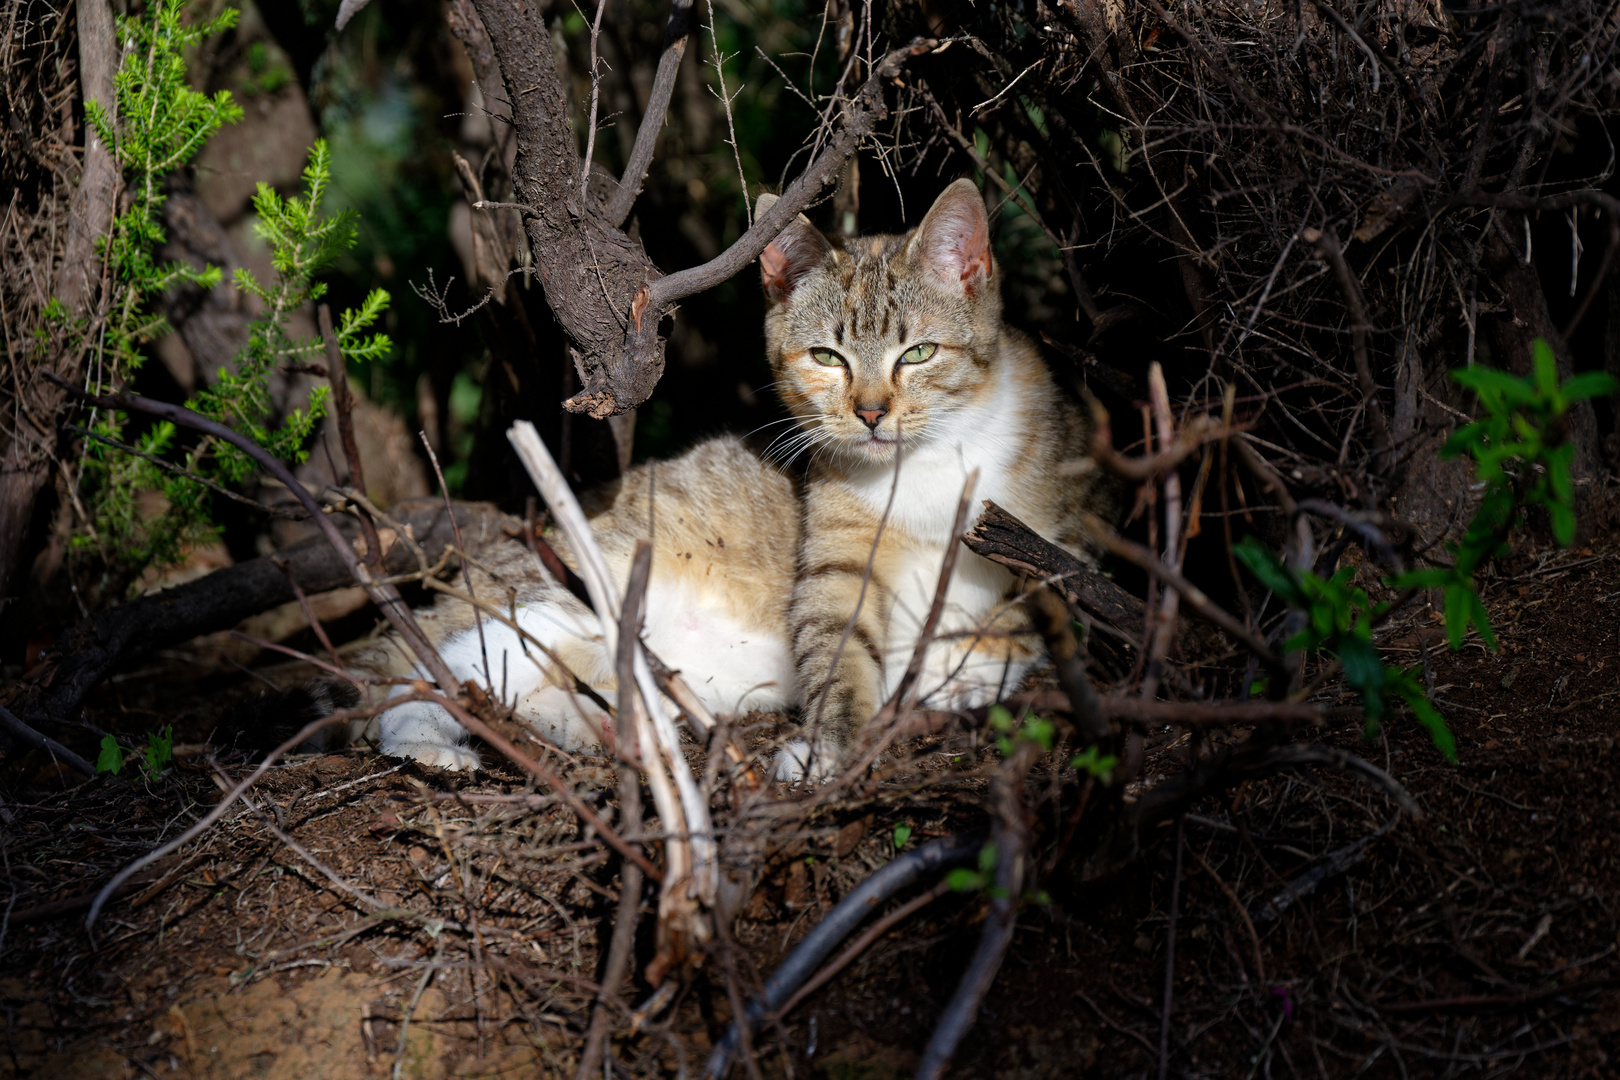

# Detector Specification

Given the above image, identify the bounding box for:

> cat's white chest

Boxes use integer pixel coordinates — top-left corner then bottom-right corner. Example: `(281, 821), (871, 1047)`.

(845, 364), (1024, 546)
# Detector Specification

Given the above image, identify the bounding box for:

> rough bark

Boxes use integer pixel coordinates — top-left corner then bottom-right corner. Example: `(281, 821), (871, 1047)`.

(467, 0), (662, 419)
(0, 0), (118, 614)
(962, 500), (1145, 643)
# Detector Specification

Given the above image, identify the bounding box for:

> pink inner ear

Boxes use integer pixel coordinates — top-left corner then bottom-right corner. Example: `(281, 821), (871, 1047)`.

(920, 196), (992, 289)
(761, 241), (791, 295)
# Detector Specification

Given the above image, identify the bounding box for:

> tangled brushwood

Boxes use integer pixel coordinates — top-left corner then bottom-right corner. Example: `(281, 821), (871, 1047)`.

(4, 0), (1620, 1077)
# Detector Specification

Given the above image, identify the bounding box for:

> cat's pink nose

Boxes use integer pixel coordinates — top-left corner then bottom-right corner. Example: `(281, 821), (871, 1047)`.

(855, 405), (888, 429)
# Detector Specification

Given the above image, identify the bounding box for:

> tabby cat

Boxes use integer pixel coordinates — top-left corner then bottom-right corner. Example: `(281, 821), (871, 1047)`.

(335, 179), (1106, 781)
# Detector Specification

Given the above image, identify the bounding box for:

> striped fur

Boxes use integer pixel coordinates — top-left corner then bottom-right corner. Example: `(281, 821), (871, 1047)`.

(327, 180), (1108, 781)
(761, 179), (1110, 781)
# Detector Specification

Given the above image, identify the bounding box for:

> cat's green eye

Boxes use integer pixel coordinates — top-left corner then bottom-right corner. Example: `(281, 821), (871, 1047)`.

(810, 347), (845, 367)
(900, 342), (938, 364)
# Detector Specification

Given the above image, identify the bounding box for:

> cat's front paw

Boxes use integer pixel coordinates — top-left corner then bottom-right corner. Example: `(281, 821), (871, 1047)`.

(772, 737), (843, 785)
(919, 671), (1004, 713)
(381, 739), (483, 772)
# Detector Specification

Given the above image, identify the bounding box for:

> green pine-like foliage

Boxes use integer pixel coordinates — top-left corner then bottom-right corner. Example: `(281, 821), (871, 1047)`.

(72, 0), (390, 576)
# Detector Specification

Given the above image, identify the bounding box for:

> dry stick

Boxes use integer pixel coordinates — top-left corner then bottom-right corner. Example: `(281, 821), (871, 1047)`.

(605, 0), (694, 227)
(772, 878), (953, 1021)
(641, 39), (930, 313)
(394, 949), (439, 1080)
(506, 421), (714, 973)
(0, 703), (96, 779)
(1184, 844), (1266, 986)
(704, 0), (750, 230)
(578, 0), (610, 196)
(1302, 229), (1391, 458)
(317, 305), (390, 587)
(643, 650), (758, 784)
(84, 703), (386, 941)
(1023, 588), (1109, 745)
(702, 836), (980, 1077)
(420, 431), (493, 693)
(272, 558), (348, 679)
(1088, 398), (1246, 482)
(424, 689), (661, 881)
(1081, 512), (1288, 679)
(1157, 816), (1186, 1080)
(1141, 363), (1182, 703)
(577, 544), (653, 1080)
(914, 741), (1036, 1080)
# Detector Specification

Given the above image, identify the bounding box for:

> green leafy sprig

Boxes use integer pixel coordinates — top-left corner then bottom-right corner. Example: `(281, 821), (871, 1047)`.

(1235, 344), (1616, 762)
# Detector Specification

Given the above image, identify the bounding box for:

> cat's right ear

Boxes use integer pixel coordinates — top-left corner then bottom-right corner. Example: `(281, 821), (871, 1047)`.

(757, 193), (831, 304)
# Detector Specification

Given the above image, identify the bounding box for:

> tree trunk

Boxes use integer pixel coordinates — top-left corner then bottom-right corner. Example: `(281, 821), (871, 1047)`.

(0, 0), (118, 615)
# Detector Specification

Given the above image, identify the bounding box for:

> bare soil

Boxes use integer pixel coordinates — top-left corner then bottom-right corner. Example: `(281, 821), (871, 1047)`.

(4, 537), (1620, 1079)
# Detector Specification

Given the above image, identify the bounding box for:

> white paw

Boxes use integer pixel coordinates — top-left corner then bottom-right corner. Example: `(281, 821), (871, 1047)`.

(381, 740), (483, 772)
(772, 738), (842, 785)
(921, 674), (1004, 713)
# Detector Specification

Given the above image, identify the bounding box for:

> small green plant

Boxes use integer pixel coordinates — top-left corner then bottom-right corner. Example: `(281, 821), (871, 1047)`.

(1070, 745), (1119, 785)
(988, 704), (1054, 757)
(73, 0), (390, 576)
(1237, 343), (1617, 761)
(946, 841), (1001, 894)
(95, 725), (174, 776)
(1236, 537), (1449, 757)
(892, 823), (912, 849)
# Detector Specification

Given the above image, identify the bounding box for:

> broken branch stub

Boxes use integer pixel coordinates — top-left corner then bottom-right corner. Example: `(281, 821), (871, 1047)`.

(466, 0), (929, 418)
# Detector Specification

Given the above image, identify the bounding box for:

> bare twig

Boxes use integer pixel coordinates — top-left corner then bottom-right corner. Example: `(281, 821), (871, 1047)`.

(606, 0), (695, 227)
(877, 469), (978, 719)
(1140, 364), (1182, 702)
(1302, 228), (1391, 457)
(1081, 512), (1287, 677)
(1157, 817), (1185, 1080)
(578, 0), (610, 195)
(420, 430), (492, 693)
(702, 836), (979, 1077)
(773, 879), (953, 1021)
(0, 703), (96, 779)
(915, 742), (1035, 1079)
(65, 423), (306, 519)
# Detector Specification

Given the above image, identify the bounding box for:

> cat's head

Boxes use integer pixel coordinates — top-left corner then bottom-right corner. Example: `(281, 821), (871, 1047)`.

(756, 179), (1004, 466)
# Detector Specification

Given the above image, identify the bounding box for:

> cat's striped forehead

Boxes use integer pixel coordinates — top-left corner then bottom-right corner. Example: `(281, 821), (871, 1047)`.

(786, 230), (969, 348)
(826, 233), (917, 343)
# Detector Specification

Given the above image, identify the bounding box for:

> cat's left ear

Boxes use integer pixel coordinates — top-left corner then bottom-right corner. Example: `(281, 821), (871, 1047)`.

(911, 178), (993, 294)
(757, 193), (832, 304)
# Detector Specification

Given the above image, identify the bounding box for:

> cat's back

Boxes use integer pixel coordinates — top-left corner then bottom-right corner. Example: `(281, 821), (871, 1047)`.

(578, 435), (800, 628)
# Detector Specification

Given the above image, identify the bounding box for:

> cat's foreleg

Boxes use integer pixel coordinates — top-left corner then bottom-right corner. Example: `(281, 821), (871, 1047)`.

(777, 545), (893, 783)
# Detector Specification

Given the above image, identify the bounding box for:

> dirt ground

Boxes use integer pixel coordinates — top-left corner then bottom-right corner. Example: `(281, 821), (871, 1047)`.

(3, 533), (1619, 1079)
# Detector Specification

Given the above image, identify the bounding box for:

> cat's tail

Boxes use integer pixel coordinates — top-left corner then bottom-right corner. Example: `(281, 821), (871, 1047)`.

(215, 676), (364, 757)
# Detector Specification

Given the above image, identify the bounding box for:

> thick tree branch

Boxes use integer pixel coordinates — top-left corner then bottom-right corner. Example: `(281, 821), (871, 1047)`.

(468, 0), (930, 419)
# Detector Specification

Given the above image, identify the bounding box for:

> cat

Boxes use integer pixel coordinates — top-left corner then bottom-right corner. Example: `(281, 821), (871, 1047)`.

(318, 178), (1105, 781)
